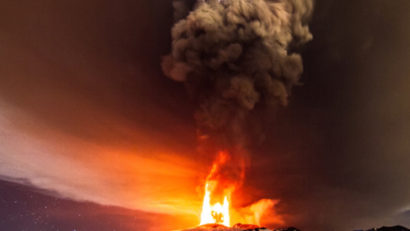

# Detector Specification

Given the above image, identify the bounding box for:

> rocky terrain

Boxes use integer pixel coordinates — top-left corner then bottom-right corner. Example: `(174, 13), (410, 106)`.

(181, 224), (409, 231)
(361, 226), (410, 231)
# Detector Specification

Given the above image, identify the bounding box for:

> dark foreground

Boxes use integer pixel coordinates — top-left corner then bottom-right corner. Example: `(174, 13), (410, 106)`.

(276, 226), (410, 231)
(182, 225), (410, 231)
(272, 226), (410, 231)
(183, 224), (410, 231)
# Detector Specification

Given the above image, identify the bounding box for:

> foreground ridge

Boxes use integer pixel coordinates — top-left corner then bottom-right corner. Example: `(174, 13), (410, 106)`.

(359, 225), (410, 231)
(180, 224), (409, 231)
(180, 223), (299, 231)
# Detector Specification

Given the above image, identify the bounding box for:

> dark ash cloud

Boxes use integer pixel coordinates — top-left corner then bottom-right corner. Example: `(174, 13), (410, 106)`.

(163, 0), (313, 148)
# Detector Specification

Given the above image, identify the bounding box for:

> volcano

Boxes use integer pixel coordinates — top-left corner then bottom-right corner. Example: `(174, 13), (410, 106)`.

(181, 223), (272, 231)
(180, 225), (410, 231)
(181, 224), (304, 231)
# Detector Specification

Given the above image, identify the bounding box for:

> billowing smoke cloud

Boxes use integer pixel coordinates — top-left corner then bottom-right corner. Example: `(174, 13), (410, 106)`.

(162, 0), (313, 208)
(162, 0), (313, 149)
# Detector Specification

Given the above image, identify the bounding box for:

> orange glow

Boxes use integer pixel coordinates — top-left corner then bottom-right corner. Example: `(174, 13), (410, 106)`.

(197, 151), (282, 228)
(232, 198), (283, 227)
(199, 151), (233, 227)
(200, 182), (230, 226)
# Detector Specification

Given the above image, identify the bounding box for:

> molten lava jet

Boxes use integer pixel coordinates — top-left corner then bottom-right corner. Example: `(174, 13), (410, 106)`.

(200, 182), (230, 227)
(199, 151), (235, 227)
(185, 151), (277, 230)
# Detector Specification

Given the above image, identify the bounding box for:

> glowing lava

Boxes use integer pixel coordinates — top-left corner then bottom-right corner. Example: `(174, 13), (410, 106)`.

(199, 151), (235, 227)
(200, 182), (230, 227)
(197, 151), (279, 228)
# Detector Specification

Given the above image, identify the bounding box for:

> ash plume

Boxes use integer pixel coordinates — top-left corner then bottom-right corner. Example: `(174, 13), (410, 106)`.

(162, 0), (313, 148)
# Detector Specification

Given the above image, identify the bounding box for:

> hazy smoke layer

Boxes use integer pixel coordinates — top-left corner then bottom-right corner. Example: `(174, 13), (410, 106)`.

(163, 0), (313, 147)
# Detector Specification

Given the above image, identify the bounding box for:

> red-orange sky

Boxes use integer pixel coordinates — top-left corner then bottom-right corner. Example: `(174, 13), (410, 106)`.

(0, 0), (410, 231)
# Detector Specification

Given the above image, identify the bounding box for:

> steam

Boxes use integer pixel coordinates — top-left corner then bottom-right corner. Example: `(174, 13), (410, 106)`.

(162, 0), (313, 147)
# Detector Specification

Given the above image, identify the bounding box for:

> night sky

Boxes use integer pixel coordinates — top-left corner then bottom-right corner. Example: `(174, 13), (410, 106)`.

(0, 0), (410, 231)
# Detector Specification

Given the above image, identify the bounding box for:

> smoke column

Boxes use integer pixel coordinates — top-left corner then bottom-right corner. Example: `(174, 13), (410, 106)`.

(163, 0), (313, 146)
(163, 0), (313, 205)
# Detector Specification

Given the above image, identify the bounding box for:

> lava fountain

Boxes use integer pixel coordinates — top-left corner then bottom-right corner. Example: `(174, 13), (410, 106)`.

(199, 151), (235, 227)
(181, 151), (277, 231)
(200, 182), (230, 226)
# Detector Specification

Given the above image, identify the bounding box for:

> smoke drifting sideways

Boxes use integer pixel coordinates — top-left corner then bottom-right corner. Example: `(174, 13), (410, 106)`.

(163, 0), (313, 149)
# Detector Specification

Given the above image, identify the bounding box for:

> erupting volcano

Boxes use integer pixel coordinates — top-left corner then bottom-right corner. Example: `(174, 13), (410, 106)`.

(182, 151), (276, 231)
(1, 0), (410, 230)
(164, 0), (314, 230)
(200, 182), (230, 227)
(199, 152), (233, 227)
